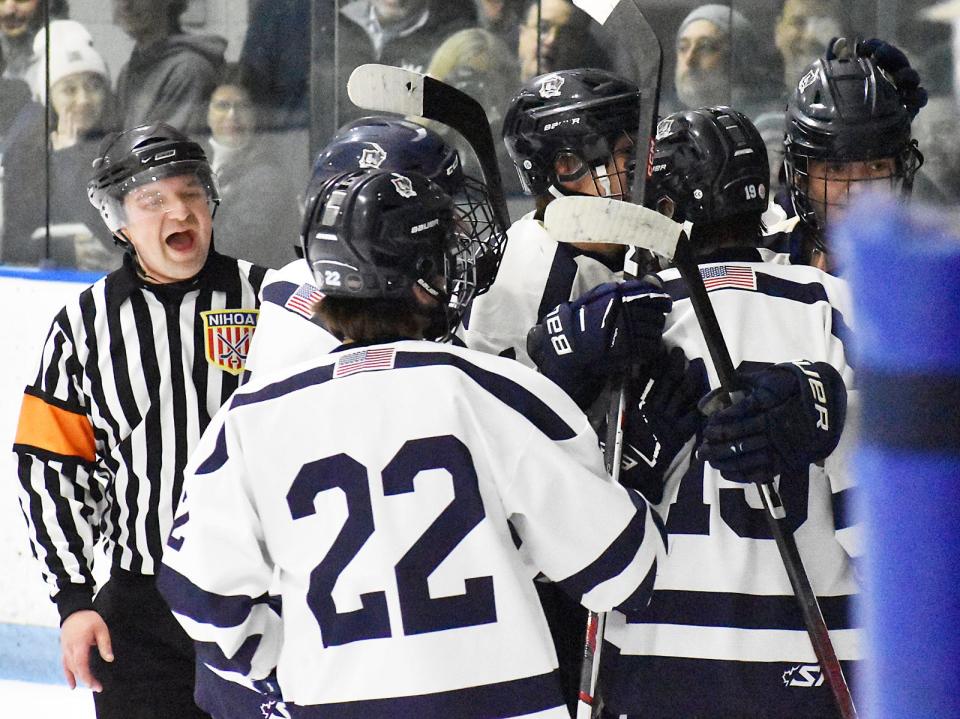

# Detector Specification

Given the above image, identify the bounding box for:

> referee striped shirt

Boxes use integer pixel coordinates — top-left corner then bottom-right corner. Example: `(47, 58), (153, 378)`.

(13, 251), (269, 622)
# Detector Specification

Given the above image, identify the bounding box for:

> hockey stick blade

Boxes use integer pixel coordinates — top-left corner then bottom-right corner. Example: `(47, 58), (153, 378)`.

(347, 64), (510, 232)
(543, 196), (683, 260)
(347, 63), (425, 117)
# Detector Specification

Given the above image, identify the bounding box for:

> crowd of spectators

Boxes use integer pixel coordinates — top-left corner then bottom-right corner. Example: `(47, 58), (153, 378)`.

(1, 0), (957, 270)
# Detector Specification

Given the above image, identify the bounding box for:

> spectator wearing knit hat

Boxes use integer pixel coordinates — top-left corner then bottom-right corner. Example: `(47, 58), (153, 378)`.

(30, 21), (115, 145)
(673, 3), (779, 118)
(2, 20), (120, 269)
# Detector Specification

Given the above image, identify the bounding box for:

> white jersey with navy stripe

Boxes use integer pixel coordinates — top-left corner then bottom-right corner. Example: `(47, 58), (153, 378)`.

(160, 340), (667, 718)
(242, 258), (339, 383)
(461, 211), (622, 367)
(602, 252), (860, 718)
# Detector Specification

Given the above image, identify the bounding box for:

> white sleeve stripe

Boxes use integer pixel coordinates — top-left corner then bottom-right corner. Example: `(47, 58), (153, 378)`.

(606, 620), (863, 662)
(579, 510), (664, 612)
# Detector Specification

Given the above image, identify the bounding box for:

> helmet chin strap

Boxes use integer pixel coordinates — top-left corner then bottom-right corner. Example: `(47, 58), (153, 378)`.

(413, 278), (453, 341)
(113, 229), (133, 251)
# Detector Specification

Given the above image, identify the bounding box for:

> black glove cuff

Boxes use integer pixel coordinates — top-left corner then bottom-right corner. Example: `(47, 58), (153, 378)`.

(776, 361), (847, 466)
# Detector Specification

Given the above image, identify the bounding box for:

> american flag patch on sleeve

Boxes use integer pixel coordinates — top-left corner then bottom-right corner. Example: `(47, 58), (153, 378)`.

(284, 283), (325, 319)
(333, 347), (397, 378)
(699, 265), (757, 291)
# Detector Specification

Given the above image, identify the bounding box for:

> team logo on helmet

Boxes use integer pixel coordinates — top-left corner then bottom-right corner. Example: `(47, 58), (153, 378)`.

(656, 118), (675, 141)
(538, 74), (565, 99)
(798, 67), (819, 93)
(201, 309), (259, 375)
(359, 143), (388, 169)
(390, 174), (417, 198)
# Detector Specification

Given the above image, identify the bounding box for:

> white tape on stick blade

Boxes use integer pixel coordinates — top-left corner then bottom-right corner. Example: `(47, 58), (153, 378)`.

(572, 0), (619, 24)
(544, 196), (684, 260)
(348, 64), (425, 117)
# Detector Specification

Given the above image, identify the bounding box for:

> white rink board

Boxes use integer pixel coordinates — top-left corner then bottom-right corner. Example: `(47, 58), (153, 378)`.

(0, 270), (105, 634)
(0, 679), (94, 715)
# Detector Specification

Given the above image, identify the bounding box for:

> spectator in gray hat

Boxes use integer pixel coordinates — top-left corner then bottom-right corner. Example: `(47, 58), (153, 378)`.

(673, 4), (777, 117)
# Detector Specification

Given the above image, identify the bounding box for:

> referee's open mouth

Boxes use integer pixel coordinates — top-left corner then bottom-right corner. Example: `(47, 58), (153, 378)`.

(165, 230), (197, 252)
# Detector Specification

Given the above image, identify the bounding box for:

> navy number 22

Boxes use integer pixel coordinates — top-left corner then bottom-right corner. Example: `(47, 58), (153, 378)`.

(286, 434), (496, 647)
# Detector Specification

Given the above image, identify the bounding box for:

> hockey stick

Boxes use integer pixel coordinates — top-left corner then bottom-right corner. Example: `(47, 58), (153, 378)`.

(346, 63), (510, 234)
(545, 196), (859, 719)
(565, 4), (663, 716)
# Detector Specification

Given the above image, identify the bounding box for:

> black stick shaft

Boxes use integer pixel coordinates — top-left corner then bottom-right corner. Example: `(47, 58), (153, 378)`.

(757, 485), (858, 719)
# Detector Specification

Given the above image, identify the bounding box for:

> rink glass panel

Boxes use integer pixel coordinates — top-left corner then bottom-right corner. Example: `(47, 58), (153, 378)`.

(1, 0), (956, 271)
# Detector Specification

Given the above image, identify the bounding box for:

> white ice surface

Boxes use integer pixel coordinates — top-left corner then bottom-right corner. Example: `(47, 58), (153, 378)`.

(0, 679), (94, 716)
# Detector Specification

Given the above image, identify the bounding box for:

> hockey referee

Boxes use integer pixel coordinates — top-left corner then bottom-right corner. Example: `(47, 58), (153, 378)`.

(12, 123), (269, 718)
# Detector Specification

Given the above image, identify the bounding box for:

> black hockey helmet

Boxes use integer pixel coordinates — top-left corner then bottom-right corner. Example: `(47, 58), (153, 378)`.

(650, 106), (768, 225)
(87, 123), (219, 240)
(301, 169), (477, 338)
(783, 42), (922, 237)
(502, 68), (640, 198)
(308, 116), (464, 198)
(305, 116), (505, 294)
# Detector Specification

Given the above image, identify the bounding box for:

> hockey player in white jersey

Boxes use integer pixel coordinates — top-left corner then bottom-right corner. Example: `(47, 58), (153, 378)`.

(530, 107), (857, 717)
(465, 68), (676, 711)
(242, 116), (506, 381)
(158, 167), (669, 718)
(776, 38), (925, 273)
(462, 68), (673, 371)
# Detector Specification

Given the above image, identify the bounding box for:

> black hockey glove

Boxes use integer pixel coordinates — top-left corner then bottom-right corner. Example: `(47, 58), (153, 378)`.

(618, 347), (704, 503)
(697, 360), (847, 484)
(527, 279), (672, 409)
(858, 38), (928, 118)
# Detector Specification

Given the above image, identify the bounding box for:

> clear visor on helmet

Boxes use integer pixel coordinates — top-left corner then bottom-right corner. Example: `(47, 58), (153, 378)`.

(93, 162), (220, 234)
